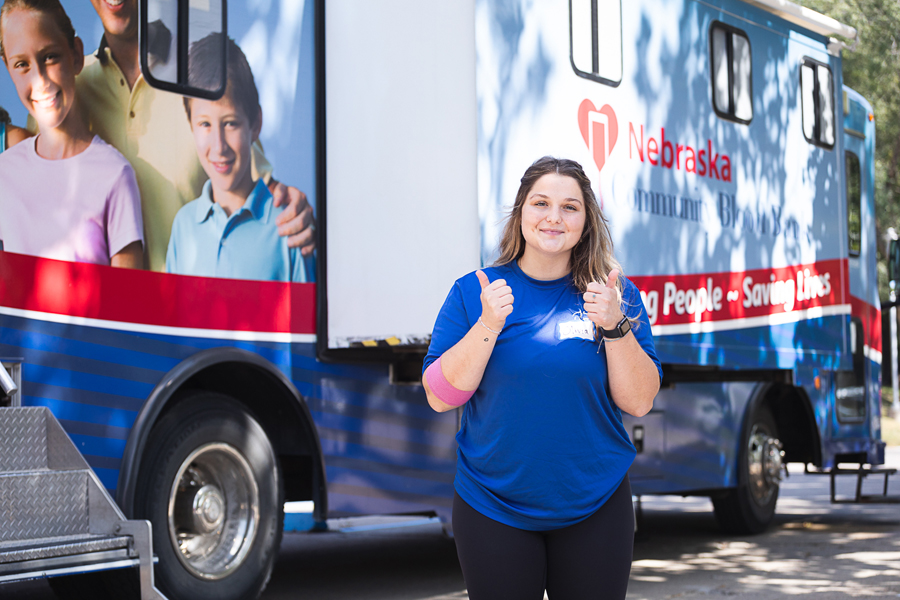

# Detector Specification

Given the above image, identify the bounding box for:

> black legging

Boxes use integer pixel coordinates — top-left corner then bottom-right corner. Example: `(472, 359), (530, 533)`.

(452, 476), (634, 600)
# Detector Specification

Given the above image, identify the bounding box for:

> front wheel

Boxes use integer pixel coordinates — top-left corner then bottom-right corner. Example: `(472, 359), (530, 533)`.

(712, 404), (783, 534)
(135, 393), (283, 600)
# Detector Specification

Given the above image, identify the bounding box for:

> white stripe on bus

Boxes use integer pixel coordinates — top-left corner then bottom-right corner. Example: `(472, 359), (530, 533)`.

(0, 306), (317, 344)
(651, 304), (852, 336)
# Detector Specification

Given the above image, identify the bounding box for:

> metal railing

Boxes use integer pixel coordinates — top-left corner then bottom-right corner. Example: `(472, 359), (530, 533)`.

(0, 362), (16, 399)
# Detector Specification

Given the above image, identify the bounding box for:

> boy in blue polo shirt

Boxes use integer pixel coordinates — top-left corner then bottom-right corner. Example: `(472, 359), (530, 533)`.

(166, 34), (314, 282)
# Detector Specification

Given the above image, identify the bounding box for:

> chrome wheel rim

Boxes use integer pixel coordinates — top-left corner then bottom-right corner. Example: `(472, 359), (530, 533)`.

(167, 443), (260, 580)
(747, 424), (783, 507)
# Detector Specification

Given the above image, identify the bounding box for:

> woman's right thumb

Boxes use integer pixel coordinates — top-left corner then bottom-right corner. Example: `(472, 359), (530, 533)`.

(476, 270), (490, 290)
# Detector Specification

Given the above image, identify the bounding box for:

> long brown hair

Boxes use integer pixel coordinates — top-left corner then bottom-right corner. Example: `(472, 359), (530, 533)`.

(495, 156), (623, 294)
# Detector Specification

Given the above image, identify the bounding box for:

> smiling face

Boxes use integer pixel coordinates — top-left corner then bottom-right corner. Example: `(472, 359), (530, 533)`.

(189, 87), (261, 202)
(89, 0), (137, 43)
(520, 173), (587, 263)
(2, 8), (83, 133)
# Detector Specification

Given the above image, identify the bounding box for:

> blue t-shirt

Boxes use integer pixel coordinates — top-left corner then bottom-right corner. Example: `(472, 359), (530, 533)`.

(425, 261), (662, 531)
(166, 179), (315, 282)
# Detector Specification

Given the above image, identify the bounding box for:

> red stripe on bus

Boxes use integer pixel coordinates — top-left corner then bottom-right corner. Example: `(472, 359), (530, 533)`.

(848, 293), (882, 354)
(0, 252), (316, 334)
(629, 259), (847, 327)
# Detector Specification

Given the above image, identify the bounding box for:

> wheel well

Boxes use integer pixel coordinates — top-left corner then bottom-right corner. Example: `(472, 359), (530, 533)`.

(760, 384), (822, 467)
(118, 347), (327, 521)
(171, 362), (319, 503)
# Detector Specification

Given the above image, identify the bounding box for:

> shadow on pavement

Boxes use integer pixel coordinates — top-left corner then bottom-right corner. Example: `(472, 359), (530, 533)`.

(628, 459), (900, 599)
(261, 523), (466, 600)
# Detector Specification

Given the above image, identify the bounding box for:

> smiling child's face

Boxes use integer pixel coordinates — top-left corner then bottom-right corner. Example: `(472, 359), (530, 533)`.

(2, 8), (83, 133)
(190, 88), (261, 200)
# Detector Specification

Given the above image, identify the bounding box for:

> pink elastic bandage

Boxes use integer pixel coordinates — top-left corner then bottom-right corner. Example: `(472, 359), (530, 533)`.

(425, 357), (474, 407)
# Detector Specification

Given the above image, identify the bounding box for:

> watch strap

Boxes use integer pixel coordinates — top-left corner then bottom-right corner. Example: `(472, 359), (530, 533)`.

(601, 316), (632, 339)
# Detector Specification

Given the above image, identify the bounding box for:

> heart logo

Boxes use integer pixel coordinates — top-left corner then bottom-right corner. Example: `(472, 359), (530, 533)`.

(578, 99), (618, 174)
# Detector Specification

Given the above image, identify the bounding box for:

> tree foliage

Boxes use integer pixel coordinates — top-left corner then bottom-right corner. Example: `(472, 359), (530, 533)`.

(802, 0), (900, 298)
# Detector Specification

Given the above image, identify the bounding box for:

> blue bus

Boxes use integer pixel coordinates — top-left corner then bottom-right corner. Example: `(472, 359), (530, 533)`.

(0, 0), (883, 598)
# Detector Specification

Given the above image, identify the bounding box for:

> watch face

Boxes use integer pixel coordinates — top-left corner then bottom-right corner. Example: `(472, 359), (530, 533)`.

(602, 317), (631, 339)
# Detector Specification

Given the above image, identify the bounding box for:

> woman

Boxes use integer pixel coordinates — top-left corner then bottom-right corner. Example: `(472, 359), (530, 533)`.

(423, 156), (662, 600)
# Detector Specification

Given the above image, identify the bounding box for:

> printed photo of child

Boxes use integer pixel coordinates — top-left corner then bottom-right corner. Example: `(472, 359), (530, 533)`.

(0, 105), (31, 151)
(166, 33), (315, 283)
(0, 0), (143, 267)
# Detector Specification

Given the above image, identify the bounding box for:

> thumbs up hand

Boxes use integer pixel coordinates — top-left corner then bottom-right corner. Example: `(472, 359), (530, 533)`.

(605, 269), (619, 290)
(583, 269), (624, 331)
(476, 270), (514, 333)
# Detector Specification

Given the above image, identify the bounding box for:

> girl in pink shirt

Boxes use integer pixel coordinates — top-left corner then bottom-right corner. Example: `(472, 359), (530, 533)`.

(0, 0), (143, 267)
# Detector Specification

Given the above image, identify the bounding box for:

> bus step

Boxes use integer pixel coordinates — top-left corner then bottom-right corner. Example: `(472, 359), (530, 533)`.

(0, 407), (167, 599)
(805, 464), (900, 504)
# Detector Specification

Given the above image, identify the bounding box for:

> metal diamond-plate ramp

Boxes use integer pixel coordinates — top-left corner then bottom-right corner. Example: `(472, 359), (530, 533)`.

(0, 408), (48, 472)
(0, 471), (89, 541)
(0, 534), (131, 565)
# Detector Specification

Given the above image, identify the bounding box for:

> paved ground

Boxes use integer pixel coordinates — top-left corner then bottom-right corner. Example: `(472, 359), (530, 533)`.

(5, 449), (899, 599)
(627, 447), (900, 599)
(260, 449), (900, 600)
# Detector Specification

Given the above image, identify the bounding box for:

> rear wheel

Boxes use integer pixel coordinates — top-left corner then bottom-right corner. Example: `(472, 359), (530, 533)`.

(712, 404), (783, 534)
(135, 393), (283, 600)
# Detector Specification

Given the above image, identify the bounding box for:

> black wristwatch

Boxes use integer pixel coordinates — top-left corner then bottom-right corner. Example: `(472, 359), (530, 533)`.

(600, 316), (632, 340)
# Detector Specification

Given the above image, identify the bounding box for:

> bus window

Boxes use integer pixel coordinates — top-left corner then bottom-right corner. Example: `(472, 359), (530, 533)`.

(710, 22), (752, 123)
(846, 151), (861, 256)
(141, 0), (227, 99)
(801, 58), (835, 147)
(570, 0), (622, 86)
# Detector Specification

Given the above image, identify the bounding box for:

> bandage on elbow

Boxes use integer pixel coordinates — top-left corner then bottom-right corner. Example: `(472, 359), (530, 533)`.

(425, 357), (474, 407)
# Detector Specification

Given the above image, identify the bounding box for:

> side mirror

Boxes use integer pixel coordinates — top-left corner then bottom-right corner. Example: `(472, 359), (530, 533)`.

(140, 0), (228, 99)
(890, 238), (900, 284)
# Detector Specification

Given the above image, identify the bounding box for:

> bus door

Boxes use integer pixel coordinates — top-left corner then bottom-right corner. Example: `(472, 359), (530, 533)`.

(836, 88), (876, 441)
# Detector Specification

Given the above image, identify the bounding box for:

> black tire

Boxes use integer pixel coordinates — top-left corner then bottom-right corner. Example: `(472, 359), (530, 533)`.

(134, 392), (283, 600)
(712, 404), (782, 534)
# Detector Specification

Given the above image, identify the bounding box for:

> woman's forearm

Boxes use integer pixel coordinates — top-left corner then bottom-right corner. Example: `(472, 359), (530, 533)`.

(423, 320), (499, 412)
(424, 271), (513, 413)
(604, 334), (660, 417)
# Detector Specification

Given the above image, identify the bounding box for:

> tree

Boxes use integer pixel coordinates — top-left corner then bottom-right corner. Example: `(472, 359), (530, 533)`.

(804, 0), (900, 298)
